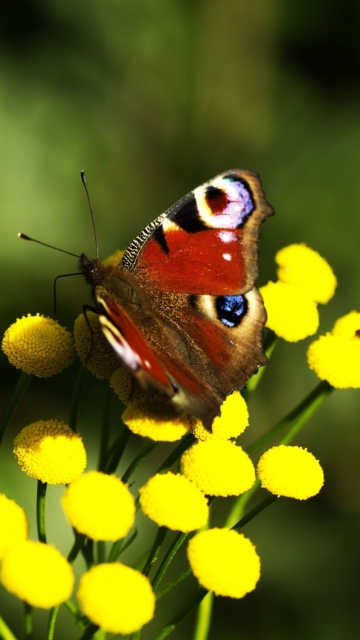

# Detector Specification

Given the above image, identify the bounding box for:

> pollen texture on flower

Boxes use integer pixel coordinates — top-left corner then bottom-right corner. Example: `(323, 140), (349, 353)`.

(74, 312), (120, 379)
(192, 391), (249, 441)
(260, 281), (319, 341)
(0, 495), (29, 560)
(257, 445), (324, 499)
(122, 399), (191, 442)
(61, 471), (135, 541)
(13, 420), (87, 484)
(276, 243), (337, 304)
(139, 472), (208, 532)
(181, 440), (255, 496)
(307, 332), (360, 388)
(77, 562), (155, 634)
(2, 314), (74, 377)
(0, 541), (74, 608)
(332, 311), (360, 338)
(102, 249), (125, 266)
(187, 528), (261, 598)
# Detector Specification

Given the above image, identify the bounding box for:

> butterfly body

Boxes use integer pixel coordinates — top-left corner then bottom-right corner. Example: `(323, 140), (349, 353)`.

(80, 169), (273, 429)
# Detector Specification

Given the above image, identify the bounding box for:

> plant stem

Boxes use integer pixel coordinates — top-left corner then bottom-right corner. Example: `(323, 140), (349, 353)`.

(105, 425), (131, 475)
(0, 372), (33, 446)
(142, 527), (168, 577)
(121, 441), (158, 484)
(152, 532), (188, 591)
(36, 480), (47, 543)
(156, 433), (195, 474)
(0, 615), (17, 640)
(23, 602), (33, 640)
(47, 606), (59, 640)
(153, 587), (208, 640)
(193, 592), (213, 640)
(98, 386), (113, 472)
(78, 623), (99, 640)
(247, 380), (333, 454)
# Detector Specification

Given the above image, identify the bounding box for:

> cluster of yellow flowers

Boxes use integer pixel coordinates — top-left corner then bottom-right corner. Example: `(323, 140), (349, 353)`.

(0, 243), (358, 638)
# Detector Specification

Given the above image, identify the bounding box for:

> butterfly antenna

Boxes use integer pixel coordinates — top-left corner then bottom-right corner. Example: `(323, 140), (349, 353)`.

(18, 233), (80, 258)
(81, 170), (99, 259)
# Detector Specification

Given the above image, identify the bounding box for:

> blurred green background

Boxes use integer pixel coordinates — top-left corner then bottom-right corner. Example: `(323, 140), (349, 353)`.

(1, 0), (360, 638)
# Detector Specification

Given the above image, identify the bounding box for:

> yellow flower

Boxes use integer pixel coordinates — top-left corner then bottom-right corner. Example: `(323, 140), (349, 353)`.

(0, 495), (29, 560)
(257, 445), (324, 499)
(307, 311), (360, 388)
(0, 541), (74, 608)
(139, 472), (208, 532)
(102, 249), (125, 267)
(276, 243), (337, 304)
(74, 312), (120, 379)
(110, 366), (133, 404)
(77, 563), (155, 634)
(187, 528), (260, 598)
(181, 440), (255, 497)
(260, 281), (319, 342)
(13, 420), (87, 484)
(2, 314), (74, 377)
(192, 391), (249, 441)
(122, 399), (191, 442)
(61, 471), (135, 541)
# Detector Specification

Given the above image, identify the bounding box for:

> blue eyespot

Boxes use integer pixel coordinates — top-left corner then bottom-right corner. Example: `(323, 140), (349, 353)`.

(216, 295), (247, 328)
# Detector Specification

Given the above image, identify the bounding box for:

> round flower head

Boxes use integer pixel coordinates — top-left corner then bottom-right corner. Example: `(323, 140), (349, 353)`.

(110, 366), (133, 404)
(2, 314), (74, 377)
(332, 310), (360, 338)
(14, 420), (87, 484)
(181, 440), (255, 497)
(122, 398), (191, 442)
(257, 445), (324, 499)
(276, 243), (337, 304)
(77, 563), (155, 634)
(139, 472), (208, 532)
(260, 281), (319, 342)
(0, 495), (29, 560)
(61, 471), (135, 541)
(307, 315), (360, 388)
(0, 540), (74, 608)
(192, 391), (249, 441)
(74, 312), (120, 379)
(187, 528), (260, 598)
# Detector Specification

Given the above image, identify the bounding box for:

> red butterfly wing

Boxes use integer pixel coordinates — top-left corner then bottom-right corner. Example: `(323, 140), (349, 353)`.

(121, 170), (272, 296)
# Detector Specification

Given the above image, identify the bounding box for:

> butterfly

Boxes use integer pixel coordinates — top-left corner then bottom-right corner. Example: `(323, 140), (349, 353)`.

(80, 170), (273, 429)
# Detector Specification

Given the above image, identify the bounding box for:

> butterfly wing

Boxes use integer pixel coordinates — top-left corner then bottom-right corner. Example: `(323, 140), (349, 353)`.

(96, 169), (273, 428)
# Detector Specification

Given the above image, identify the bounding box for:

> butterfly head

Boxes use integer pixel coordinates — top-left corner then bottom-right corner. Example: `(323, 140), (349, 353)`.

(79, 254), (105, 288)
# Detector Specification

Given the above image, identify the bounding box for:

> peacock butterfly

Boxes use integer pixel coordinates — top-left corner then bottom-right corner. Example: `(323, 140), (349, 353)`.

(80, 169), (273, 429)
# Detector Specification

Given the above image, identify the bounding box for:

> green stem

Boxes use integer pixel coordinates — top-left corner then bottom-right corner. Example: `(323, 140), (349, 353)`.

(224, 480), (260, 529)
(105, 425), (131, 475)
(121, 441), (158, 484)
(0, 615), (17, 640)
(36, 480), (47, 543)
(23, 602), (33, 640)
(108, 528), (138, 562)
(47, 606), (59, 640)
(98, 386), (113, 472)
(78, 623), (99, 640)
(0, 372), (33, 446)
(142, 527), (168, 577)
(153, 587), (208, 640)
(152, 532), (188, 591)
(246, 330), (278, 393)
(193, 592), (213, 640)
(156, 433), (195, 474)
(156, 568), (191, 600)
(68, 366), (87, 432)
(232, 493), (278, 533)
(247, 380), (333, 454)
(68, 532), (86, 564)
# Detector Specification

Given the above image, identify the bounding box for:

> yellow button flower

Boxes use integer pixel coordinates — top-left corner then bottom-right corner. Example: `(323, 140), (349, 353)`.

(2, 314), (74, 377)
(187, 528), (261, 598)
(139, 472), (208, 532)
(257, 445), (324, 499)
(110, 366), (133, 404)
(0, 540), (74, 608)
(13, 420), (87, 484)
(122, 399), (191, 442)
(61, 471), (135, 541)
(276, 243), (337, 304)
(77, 563), (155, 634)
(260, 281), (319, 342)
(0, 495), (29, 560)
(192, 391), (249, 441)
(74, 312), (120, 379)
(181, 440), (255, 497)
(307, 311), (360, 388)
(102, 249), (125, 267)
